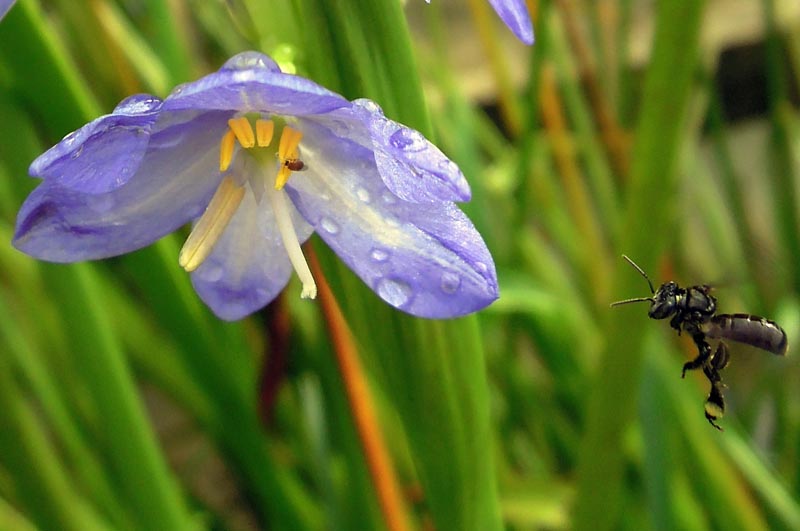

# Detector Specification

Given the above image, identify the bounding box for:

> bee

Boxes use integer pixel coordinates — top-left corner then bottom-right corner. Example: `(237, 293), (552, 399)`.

(611, 255), (788, 430)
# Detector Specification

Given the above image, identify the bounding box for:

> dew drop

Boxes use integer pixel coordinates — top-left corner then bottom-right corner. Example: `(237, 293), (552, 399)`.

(320, 192), (331, 201)
(87, 195), (115, 213)
(437, 159), (459, 175)
(370, 248), (390, 262)
(200, 264), (224, 282)
(114, 94), (162, 114)
(354, 99), (383, 115)
(327, 119), (350, 136)
(440, 272), (461, 294)
(381, 191), (397, 205)
(62, 131), (79, 147)
(70, 145), (84, 159)
(223, 51), (281, 72)
(385, 217), (400, 228)
(475, 261), (488, 273)
(376, 278), (412, 307)
(356, 187), (371, 203)
(389, 127), (426, 152)
(320, 217), (340, 234)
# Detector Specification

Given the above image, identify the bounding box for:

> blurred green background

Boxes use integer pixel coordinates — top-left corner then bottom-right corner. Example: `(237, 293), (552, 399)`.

(1, 0), (800, 530)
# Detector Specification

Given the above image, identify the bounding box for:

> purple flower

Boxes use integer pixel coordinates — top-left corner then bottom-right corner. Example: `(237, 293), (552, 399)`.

(425, 0), (534, 45)
(14, 52), (498, 321)
(486, 0), (534, 45)
(0, 0), (16, 21)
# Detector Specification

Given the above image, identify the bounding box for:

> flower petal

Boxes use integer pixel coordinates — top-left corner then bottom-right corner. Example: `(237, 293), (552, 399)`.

(191, 183), (314, 321)
(347, 100), (471, 203)
(162, 51), (349, 117)
(286, 122), (498, 318)
(14, 112), (230, 262)
(0, 0), (16, 21)
(29, 95), (163, 194)
(488, 0), (534, 45)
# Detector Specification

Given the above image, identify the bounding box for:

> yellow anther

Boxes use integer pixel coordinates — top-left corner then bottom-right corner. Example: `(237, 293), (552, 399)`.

(179, 176), (245, 272)
(275, 126), (304, 190)
(278, 126), (303, 160)
(256, 119), (274, 147)
(219, 130), (236, 172)
(275, 166), (291, 190)
(228, 117), (255, 148)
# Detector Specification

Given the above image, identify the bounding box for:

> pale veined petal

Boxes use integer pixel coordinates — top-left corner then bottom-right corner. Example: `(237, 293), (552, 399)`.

(14, 112), (230, 262)
(191, 182), (314, 321)
(285, 121), (497, 318)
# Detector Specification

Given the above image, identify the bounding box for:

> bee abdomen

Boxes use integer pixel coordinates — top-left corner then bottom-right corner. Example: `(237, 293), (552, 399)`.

(704, 313), (788, 356)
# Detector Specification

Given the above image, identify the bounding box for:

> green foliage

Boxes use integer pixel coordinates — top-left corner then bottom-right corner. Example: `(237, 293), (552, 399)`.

(1, 1), (799, 530)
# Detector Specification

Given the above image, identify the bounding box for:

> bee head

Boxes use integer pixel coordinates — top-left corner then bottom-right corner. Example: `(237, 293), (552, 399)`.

(648, 281), (679, 319)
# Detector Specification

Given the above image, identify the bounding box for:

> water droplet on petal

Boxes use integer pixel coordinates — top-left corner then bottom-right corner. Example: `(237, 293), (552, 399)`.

(114, 94), (162, 114)
(327, 119), (351, 136)
(440, 272), (461, 294)
(389, 127), (426, 152)
(87, 195), (115, 213)
(370, 248), (390, 262)
(385, 217), (400, 228)
(199, 264), (224, 282)
(437, 159), (459, 174)
(320, 218), (340, 234)
(62, 131), (78, 147)
(149, 131), (186, 150)
(376, 278), (412, 307)
(70, 145), (84, 159)
(381, 191), (397, 205)
(320, 192), (331, 201)
(356, 187), (371, 203)
(353, 99), (383, 115)
(222, 51), (281, 72)
(475, 261), (488, 273)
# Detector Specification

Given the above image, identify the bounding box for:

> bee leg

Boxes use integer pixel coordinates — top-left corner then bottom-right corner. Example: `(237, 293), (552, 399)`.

(681, 334), (712, 378)
(710, 342), (729, 373)
(703, 379), (725, 431)
(669, 314), (684, 334)
(701, 343), (729, 430)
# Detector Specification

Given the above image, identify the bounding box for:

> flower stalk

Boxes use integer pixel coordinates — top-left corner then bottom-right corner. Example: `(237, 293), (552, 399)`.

(309, 248), (410, 531)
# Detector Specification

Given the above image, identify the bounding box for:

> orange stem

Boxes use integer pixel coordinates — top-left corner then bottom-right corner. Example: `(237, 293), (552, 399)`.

(308, 248), (410, 531)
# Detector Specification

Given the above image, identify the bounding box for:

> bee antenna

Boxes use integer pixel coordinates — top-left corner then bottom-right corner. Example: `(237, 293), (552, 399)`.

(610, 297), (654, 308)
(621, 255), (655, 295)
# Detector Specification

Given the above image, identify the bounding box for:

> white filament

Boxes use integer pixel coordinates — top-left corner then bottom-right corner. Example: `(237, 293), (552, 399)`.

(265, 184), (317, 299)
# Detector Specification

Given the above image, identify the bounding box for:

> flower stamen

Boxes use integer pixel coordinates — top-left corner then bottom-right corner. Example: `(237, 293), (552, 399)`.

(219, 130), (236, 172)
(265, 183), (316, 299)
(275, 126), (304, 190)
(179, 176), (245, 272)
(228, 117), (255, 148)
(256, 119), (274, 147)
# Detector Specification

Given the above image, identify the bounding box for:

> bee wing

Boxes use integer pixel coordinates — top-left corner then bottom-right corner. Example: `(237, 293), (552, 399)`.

(702, 314), (788, 356)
